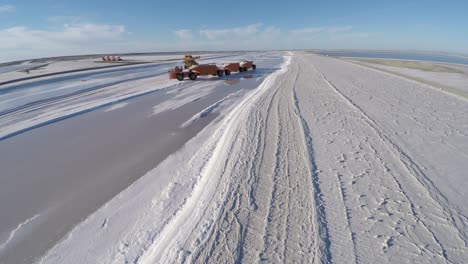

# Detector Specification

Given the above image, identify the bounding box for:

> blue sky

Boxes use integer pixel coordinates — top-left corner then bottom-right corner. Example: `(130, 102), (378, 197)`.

(1, 0), (467, 62)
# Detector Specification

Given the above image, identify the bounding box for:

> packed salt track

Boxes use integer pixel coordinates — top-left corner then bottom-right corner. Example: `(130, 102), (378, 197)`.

(39, 52), (468, 263)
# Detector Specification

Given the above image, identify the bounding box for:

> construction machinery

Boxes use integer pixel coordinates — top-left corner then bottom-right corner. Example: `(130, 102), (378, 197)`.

(222, 62), (241, 75)
(183, 55), (200, 69)
(222, 61), (256, 75)
(240, 61), (256, 71)
(168, 55), (255, 81)
(169, 64), (224, 81)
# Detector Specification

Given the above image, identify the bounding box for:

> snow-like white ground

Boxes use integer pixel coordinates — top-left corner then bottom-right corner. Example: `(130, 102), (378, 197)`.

(0, 59), (119, 84)
(33, 52), (468, 264)
(0, 62), (47, 75)
(0, 53), (226, 84)
(316, 56), (468, 215)
(351, 60), (468, 93)
(0, 51), (284, 263)
(0, 52), (260, 141)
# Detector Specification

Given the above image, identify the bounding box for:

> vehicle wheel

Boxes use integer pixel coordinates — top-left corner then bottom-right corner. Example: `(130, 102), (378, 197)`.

(239, 67), (243, 72)
(224, 69), (231, 75)
(176, 73), (184, 81)
(252, 64), (256, 70)
(189, 72), (197, 80)
(243, 67), (248, 72)
(217, 70), (224, 77)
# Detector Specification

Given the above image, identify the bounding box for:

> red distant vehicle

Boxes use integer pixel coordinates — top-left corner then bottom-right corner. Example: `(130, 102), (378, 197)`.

(102, 56), (123, 61)
(168, 56), (256, 81)
(222, 62), (241, 75)
(169, 64), (224, 81)
(239, 61), (256, 71)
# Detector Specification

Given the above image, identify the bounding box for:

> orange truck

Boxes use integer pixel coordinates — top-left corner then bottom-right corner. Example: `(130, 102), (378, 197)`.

(222, 63), (241, 75)
(169, 64), (225, 81)
(222, 61), (256, 75)
(168, 55), (256, 81)
(240, 61), (256, 71)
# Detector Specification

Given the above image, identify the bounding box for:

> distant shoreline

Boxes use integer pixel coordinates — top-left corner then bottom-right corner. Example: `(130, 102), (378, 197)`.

(309, 49), (468, 59)
(2, 49), (467, 66)
(0, 61), (150, 87)
(314, 50), (468, 65)
(0, 50), (242, 66)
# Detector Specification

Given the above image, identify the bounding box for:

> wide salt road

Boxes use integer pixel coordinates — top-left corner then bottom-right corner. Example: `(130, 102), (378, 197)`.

(41, 52), (467, 264)
(140, 52), (466, 263)
(154, 53), (467, 263)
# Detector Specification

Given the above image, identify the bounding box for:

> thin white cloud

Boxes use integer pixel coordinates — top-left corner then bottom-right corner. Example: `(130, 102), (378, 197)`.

(290, 27), (325, 35)
(174, 29), (193, 40)
(287, 25), (370, 48)
(340, 32), (370, 38)
(0, 23), (127, 62)
(290, 26), (353, 35)
(170, 23), (371, 52)
(327, 25), (353, 33)
(0, 4), (15, 13)
(260, 26), (281, 39)
(1, 23), (125, 46)
(199, 23), (262, 40)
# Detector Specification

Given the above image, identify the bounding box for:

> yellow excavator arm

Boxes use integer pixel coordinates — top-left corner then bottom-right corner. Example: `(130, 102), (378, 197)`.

(183, 55), (200, 69)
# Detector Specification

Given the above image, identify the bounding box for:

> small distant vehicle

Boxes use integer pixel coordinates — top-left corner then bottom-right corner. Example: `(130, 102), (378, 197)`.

(169, 64), (224, 81)
(102, 56), (123, 62)
(222, 61), (257, 75)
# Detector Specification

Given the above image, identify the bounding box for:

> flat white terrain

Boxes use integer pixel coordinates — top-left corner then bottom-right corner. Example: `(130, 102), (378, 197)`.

(0, 51), (283, 263)
(0, 53), (227, 85)
(349, 59), (468, 94)
(1, 51), (467, 263)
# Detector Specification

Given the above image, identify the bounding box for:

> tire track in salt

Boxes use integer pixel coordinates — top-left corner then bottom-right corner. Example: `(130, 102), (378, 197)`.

(291, 67), (333, 264)
(175, 54), (330, 263)
(293, 65), (359, 263)
(310, 56), (467, 262)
